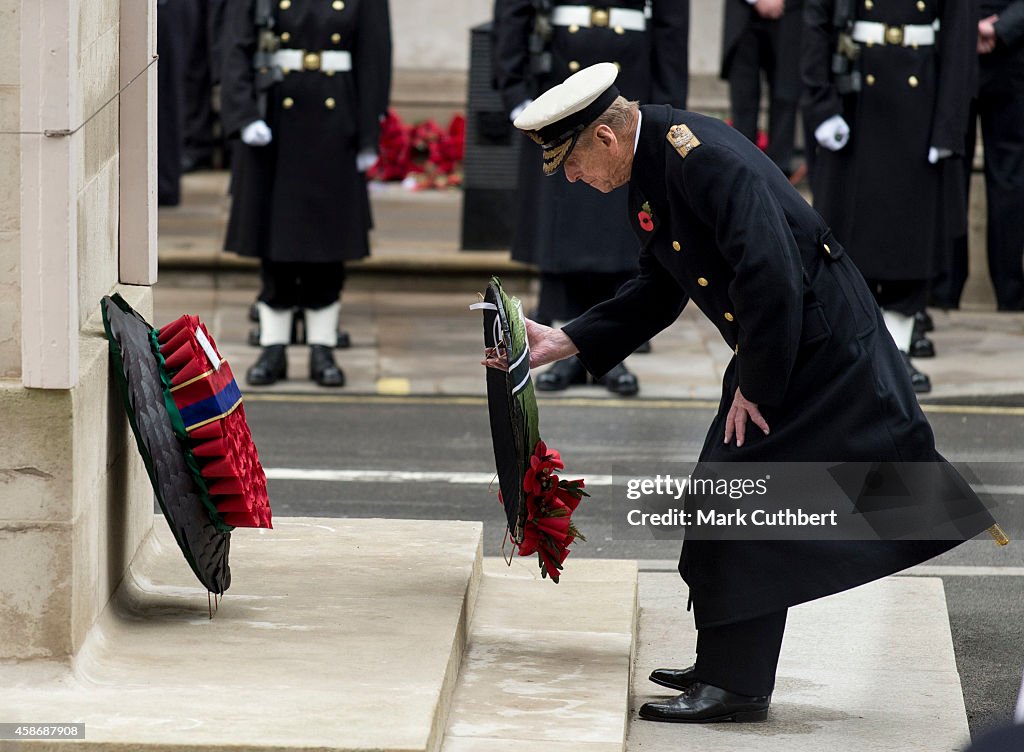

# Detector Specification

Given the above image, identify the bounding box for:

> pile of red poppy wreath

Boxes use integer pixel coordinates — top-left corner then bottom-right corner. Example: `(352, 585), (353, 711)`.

(368, 109), (465, 189)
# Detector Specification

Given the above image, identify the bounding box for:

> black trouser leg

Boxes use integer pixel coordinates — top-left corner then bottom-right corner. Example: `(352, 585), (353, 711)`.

(258, 260), (346, 309)
(694, 609), (788, 697)
(728, 31), (762, 144)
(980, 89), (1024, 310)
(766, 96), (798, 176)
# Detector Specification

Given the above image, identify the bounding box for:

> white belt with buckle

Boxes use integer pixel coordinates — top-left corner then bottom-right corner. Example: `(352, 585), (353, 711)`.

(271, 49), (352, 72)
(850, 19), (939, 47)
(550, 5), (647, 32)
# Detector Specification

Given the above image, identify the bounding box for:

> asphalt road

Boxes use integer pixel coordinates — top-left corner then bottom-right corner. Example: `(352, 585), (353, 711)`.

(241, 393), (1024, 739)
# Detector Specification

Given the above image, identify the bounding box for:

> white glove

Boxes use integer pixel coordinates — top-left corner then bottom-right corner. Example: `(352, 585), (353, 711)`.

(814, 115), (850, 151)
(356, 148), (379, 173)
(241, 119), (272, 147)
(928, 146), (953, 164)
(510, 99), (532, 123)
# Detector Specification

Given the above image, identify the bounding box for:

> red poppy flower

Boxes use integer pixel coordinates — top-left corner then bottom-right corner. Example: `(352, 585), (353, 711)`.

(638, 211), (654, 231)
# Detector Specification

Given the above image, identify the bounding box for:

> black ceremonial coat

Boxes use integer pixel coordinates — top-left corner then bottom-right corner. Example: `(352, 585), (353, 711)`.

(802, 0), (975, 281)
(492, 0), (689, 273)
(563, 105), (991, 628)
(220, 0), (391, 263)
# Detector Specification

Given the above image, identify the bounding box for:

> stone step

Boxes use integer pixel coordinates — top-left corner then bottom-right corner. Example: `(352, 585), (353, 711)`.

(628, 573), (970, 751)
(441, 558), (639, 752)
(0, 517), (483, 751)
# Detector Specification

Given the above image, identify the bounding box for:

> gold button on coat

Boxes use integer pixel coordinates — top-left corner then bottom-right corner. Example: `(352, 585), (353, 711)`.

(866, 74), (876, 85)
(697, 277), (709, 287)
(279, 0), (291, 8)
(672, 240), (681, 251)
(568, 60), (580, 72)
(282, 97), (294, 109)
(614, 25), (625, 35)
(332, 0), (345, 10)
(908, 75), (919, 88)
(331, 32), (341, 43)
(865, 0), (873, 8)
(824, 243), (832, 255)
(325, 97), (336, 109)
(916, 0), (926, 10)
(280, 31), (291, 42)
(724, 312), (735, 322)
(568, 23), (579, 33)
(734, 344), (740, 355)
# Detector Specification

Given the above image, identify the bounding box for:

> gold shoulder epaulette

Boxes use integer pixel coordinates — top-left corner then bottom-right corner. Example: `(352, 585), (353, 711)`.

(667, 123), (701, 159)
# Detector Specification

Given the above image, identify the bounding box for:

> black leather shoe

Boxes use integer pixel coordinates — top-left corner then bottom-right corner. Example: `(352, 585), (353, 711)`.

(902, 351), (931, 394)
(638, 681), (770, 724)
(599, 363), (639, 396)
(310, 345), (345, 387)
(910, 334), (935, 358)
(536, 358), (587, 391)
(246, 345), (287, 386)
(915, 310), (934, 333)
(649, 665), (699, 692)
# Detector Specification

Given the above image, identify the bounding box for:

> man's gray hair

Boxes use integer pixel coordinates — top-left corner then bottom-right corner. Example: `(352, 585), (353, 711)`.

(581, 96), (640, 143)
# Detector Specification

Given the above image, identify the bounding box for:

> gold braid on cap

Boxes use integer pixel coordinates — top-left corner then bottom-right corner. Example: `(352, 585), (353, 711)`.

(526, 131), (546, 146)
(541, 139), (573, 175)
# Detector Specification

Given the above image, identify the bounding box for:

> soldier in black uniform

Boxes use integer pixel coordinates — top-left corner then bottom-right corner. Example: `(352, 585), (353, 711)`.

(220, 0), (391, 386)
(496, 63), (991, 723)
(492, 0), (689, 395)
(802, 0), (977, 393)
(720, 0), (805, 179)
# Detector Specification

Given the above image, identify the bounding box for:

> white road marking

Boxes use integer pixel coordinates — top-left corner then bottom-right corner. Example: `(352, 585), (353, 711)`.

(264, 467), (615, 486)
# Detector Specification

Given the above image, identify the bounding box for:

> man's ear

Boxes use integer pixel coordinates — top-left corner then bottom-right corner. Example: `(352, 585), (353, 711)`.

(593, 124), (617, 149)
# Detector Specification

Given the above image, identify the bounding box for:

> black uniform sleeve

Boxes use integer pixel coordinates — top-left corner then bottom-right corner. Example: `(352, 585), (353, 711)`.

(562, 248), (688, 378)
(930, 0), (977, 154)
(650, 0), (690, 108)
(995, 1), (1024, 47)
(354, 0), (392, 152)
(492, 0), (535, 115)
(801, 0), (842, 130)
(673, 143), (804, 407)
(219, 0), (260, 137)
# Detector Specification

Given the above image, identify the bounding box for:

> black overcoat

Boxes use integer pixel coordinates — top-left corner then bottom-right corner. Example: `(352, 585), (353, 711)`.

(220, 0), (391, 263)
(563, 105), (992, 628)
(493, 0), (689, 273)
(802, 0), (975, 281)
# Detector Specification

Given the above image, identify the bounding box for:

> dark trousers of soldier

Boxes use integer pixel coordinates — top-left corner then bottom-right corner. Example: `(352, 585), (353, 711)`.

(727, 21), (799, 177)
(536, 271), (636, 325)
(258, 260), (346, 310)
(694, 609), (788, 697)
(935, 91), (1024, 310)
(870, 279), (929, 318)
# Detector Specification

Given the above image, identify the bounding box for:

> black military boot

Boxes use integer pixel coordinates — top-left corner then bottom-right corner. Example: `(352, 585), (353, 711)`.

(310, 345), (345, 387)
(902, 352), (931, 394)
(599, 362), (639, 396)
(246, 345), (287, 386)
(536, 357), (588, 391)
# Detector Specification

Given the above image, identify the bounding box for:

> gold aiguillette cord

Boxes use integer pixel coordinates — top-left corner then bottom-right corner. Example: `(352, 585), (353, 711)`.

(988, 524), (1010, 546)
